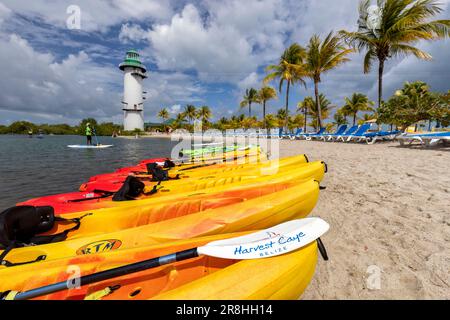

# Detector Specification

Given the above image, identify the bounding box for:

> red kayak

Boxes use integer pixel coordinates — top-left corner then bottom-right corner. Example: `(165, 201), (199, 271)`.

(88, 158), (169, 182)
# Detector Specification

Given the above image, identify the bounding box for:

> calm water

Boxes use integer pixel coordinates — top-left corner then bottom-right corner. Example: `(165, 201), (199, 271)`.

(0, 135), (177, 209)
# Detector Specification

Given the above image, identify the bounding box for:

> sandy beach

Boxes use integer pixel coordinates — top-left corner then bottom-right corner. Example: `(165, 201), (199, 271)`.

(270, 140), (450, 299)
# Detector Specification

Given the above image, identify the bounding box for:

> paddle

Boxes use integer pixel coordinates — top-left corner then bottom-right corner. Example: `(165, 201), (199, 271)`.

(9, 217), (329, 300)
(92, 128), (100, 146)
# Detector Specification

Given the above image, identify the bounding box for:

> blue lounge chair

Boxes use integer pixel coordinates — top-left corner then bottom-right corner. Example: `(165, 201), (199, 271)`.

(337, 124), (371, 142)
(311, 125), (347, 141)
(285, 128), (303, 140)
(301, 128), (326, 140)
(360, 130), (401, 144)
(325, 125), (358, 141)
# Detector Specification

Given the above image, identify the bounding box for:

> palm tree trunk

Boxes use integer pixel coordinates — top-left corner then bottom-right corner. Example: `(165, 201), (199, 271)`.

(378, 59), (385, 109)
(314, 80), (322, 129)
(353, 113), (357, 126)
(285, 81), (290, 130)
(249, 102), (252, 117)
(303, 107), (307, 132)
(263, 101), (266, 129)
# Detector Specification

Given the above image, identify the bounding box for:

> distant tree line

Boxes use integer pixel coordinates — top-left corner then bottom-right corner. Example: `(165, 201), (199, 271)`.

(0, 118), (122, 136)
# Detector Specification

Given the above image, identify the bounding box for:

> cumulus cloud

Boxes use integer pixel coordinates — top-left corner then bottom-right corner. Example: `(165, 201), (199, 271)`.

(119, 23), (148, 43)
(146, 4), (256, 82)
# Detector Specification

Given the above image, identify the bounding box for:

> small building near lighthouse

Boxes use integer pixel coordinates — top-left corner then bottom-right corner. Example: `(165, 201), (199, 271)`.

(119, 49), (147, 131)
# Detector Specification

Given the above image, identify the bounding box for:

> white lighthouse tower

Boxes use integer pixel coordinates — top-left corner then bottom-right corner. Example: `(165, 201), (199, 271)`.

(119, 49), (147, 131)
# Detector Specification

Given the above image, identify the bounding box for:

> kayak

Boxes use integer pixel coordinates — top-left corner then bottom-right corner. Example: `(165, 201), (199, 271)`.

(180, 144), (240, 156)
(18, 155), (319, 214)
(80, 153), (267, 192)
(0, 232), (319, 300)
(26, 175), (313, 240)
(79, 153), (292, 192)
(67, 145), (114, 149)
(112, 146), (263, 175)
(0, 179), (320, 265)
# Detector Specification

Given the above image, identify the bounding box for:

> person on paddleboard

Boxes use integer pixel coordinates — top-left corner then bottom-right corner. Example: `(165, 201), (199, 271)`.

(85, 123), (93, 145)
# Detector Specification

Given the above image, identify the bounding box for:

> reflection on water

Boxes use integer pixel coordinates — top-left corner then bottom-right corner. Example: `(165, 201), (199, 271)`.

(0, 135), (176, 209)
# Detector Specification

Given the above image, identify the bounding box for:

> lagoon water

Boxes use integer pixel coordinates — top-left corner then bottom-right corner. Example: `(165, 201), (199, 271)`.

(0, 135), (177, 209)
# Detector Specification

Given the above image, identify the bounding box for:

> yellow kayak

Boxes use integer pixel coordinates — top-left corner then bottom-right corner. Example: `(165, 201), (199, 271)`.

(0, 178), (320, 266)
(0, 232), (318, 300)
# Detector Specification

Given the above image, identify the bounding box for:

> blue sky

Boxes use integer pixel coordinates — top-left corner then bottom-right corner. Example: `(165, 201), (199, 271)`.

(0, 0), (449, 125)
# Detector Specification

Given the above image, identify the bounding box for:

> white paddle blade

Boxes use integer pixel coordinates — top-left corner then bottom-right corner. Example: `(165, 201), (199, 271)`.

(197, 218), (330, 260)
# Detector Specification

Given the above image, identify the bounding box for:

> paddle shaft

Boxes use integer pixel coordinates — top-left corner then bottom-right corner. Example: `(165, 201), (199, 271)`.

(93, 129), (99, 146)
(14, 248), (198, 300)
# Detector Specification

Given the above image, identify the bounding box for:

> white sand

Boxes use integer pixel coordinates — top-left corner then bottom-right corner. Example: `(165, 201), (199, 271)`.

(274, 140), (449, 299)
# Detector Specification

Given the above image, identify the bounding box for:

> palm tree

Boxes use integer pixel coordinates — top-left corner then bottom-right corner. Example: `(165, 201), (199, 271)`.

(358, 113), (377, 125)
(258, 86), (277, 128)
(264, 114), (278, 129)
(240, 88), (259, 117)
(264, 43), (307, 130)
(305, 32), (353, 129)
(276, 108), (289, 128)
(340, 0), (450, 109)
(297, 97), (315, 132)
(158, 108), (169, 122)
(198, 106), (212, 123)
(308, 94), (333, 130)
(184, 105), (197, 124)
(333, 108), (348, 128)
(158, 108), (169, 132)
(342, 93), (375, 125)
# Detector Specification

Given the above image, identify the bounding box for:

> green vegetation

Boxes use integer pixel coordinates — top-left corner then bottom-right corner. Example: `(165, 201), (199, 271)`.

(340, 93), (375, 125)
(378, 82), (449, 130)
(0, 119), (121, 136)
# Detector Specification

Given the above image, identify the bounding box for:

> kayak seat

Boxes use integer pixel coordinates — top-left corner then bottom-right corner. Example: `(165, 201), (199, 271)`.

(112, 176), (145, 201)
(0, 205), (86, 266)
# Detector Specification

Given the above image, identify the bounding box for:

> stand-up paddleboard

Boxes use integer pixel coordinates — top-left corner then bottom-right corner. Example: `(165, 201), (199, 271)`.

(67, 144), (114, 149)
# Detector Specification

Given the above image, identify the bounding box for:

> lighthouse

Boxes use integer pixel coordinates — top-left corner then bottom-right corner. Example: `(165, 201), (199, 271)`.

(119, 49), (147, 131)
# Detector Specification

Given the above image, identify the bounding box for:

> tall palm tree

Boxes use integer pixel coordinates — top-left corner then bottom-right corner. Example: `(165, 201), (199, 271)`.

(240, 88), (259, 117)
(340, 0), (449, 109)
(264, 43), (307, 130)
(297, 96), (315, 132)
(342, 93), (375, 125)
(305, 32), (353, 129)
(184, 105), (197, 124)
(308, 94), (333, 130)
(258, 86), (277, 128)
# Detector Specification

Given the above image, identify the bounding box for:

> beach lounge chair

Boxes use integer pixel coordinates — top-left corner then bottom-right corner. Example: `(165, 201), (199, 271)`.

(301, 128), (326, 140)
(312, 125), (347, 141)
(336, 124), (371, 142)
(325, 125), (358, 141)
(397, 132), (450, 147)
(359, 130), (401, 144)
(288, 128), (303, 140)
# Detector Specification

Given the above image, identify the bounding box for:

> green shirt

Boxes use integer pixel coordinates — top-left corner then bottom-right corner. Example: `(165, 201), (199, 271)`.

(86, 126), (92, 136)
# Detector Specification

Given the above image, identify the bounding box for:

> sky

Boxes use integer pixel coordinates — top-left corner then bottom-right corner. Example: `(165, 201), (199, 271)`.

(0, 0), (448, 125)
